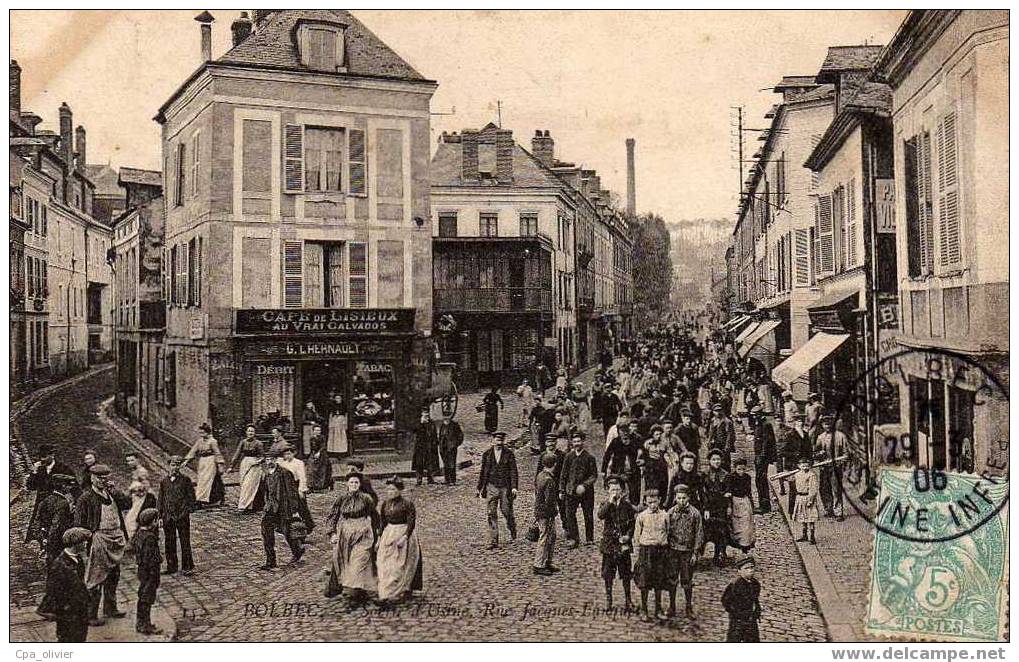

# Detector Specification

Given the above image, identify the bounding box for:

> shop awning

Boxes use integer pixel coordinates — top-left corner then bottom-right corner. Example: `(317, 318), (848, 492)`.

(771, 332), (851, 389)
(722, 315), (751, 332)
(734, 321), (761, 344)
(807, 288), (860, 311)
(738, 319), (781, 358)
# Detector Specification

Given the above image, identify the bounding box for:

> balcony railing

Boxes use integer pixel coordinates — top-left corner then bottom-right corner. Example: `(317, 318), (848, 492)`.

(435, 287), (552, 313)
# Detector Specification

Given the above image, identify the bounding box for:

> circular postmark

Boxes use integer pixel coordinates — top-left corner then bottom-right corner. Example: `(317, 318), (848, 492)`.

(829, 347), (1009, 544)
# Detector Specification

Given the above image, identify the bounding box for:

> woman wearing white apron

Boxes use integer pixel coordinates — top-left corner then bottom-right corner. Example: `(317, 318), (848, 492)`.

(376, 477), (423, 604)
(327, 394), (349, 455)
(229, 424), (264, 511)
(184, 423), (226, 506)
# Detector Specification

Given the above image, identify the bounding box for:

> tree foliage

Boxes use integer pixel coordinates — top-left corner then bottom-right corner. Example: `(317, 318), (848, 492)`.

(631, 212), (674, 329)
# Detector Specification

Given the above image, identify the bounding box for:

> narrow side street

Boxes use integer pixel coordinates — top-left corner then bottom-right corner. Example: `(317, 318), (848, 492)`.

(11, 368), (827, 642)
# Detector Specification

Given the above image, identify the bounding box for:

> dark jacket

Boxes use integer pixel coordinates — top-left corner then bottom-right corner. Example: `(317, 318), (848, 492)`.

(132, 526), (162, 576)
(534, 469), (558, 520)
(676, 424), (701, 454)
(39, 491), (75, 560)
(436, 420), (464, 452)
(722, 576), (762, 621)
(47, 551), (90, 641)
(534, 449), (564, 486)
(477, 447), (519, 495)
(598, 498), (636, 556)
(26, 460), (75, 543)
(411, 421), (440, 473)
(74, 488), (130, 538)
(779, 426), (811, 463)
(602, 436), (639, 475)
(559, 449), (598, 497)
(708, 416), (737, 453)
(157, 474), (196, 522)
(262, 466), (300, 533)
(753, 419), (777, 464)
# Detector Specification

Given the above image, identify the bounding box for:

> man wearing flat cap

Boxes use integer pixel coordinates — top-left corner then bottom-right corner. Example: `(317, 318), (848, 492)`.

(74, 463), (131, 626)
(36, 473), (79, 620)
(25, 443), (74, 547)
(47, 527), (92, 642)
(477, 431), (519, 549)
(722, 555), (762, 642)
(707, 404), (736, 472)
(132, 508), (163, 635)
(259, 448), (304, 570)
(560, 430), (598, 548)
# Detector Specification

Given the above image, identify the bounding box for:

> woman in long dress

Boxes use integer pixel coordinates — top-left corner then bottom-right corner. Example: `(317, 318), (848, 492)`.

(229, 424), (265, 511)
(727, 457), (756, 553)
(327, 394), (349, 455)
(326, 472), (379, 606)
(376, 477), (423, 604)
(481, 386), (503, 434)
(184, 423), (226, 506)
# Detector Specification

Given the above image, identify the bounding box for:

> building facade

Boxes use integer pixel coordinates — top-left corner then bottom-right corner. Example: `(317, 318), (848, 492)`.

(139, 10), (436, 457)
(430, 125), (572, 388)
(876, 10), (1009, 475)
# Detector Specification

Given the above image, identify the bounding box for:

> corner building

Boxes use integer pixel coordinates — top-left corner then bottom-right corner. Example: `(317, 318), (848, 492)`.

(146, 10), (436, 456)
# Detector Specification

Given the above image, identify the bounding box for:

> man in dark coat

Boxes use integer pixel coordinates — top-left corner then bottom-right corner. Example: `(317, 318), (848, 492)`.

(751, 413), (777, 514)
(25, 444), (74, 546)
(477, 432), (519, 548)
(779, 414), (811, 511)
(259, 449), (303, 570)
(707, 404), (737, 472)
(722, 555), (762, 642)
(36, 473), (78, 619)
(598, 476), (636, 610)
(74, 464), (130, 625)
(156, 455), (196, 576)
(602, 423), (640, 504)
(412, 409), (440, 485)
(132, 508), (163, 635)
(600, 388), (624, 438)
(436, 416), (464, 485)
(675, 410), (702, 459)
(47, 527), (92, 642)
(532, 453), (559, 575)
(559, 430), (598, 547)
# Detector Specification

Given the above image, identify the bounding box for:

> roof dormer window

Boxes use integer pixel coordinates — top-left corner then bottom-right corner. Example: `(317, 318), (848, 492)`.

(297, 20), (347, 73)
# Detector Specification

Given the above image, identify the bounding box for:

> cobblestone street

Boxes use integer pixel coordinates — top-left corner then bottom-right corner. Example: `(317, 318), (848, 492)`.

(10, 368), (828, 642)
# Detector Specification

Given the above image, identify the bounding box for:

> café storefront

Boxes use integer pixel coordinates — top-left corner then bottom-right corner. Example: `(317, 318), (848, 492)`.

(233, 309), (418, 457)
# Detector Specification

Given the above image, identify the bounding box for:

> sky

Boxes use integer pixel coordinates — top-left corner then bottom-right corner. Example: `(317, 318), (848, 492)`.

(10, 9), (906, 221)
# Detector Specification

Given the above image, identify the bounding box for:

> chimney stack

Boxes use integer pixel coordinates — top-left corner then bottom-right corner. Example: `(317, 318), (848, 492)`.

(58, 102), (73, 167)
(253, 10), (279, 26)
(231, 12), (252, 47)
(531, 129), (555, 168)
(10, 60), (21, 115)
(495, 129), (514, 184)
(75, 126), (86, 171)
(195, 11), (215, 63)
(461, 130), (479, 183)
(626, 138), (636, 216)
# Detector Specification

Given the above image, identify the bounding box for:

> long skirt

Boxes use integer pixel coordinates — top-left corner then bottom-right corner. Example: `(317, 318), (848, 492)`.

(328, 414), (349, 454)
(237, 457), (263, 510)
(308, 452), (333, 491)
(792, 494), (820, 523)
(633, 544), (672, 591)
(331, 515), (377, 594)
(376, 523), (423, 601)
(484, 407), (499, 434)
(195, 455), (220, 503)
(730, 495), (756, 548)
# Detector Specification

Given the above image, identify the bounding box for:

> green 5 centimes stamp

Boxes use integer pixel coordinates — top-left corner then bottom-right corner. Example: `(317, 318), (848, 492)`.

(866, 468), (1008, 642)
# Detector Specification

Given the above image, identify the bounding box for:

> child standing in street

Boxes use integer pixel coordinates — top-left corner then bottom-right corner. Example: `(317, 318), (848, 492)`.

(632, 487), (671, 624)
(133, 508), (163, 635)
(788, 456), (820, 544)
(722, 555), (762, 642)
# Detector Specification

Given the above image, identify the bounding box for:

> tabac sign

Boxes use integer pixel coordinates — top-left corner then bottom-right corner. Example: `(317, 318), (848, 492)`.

(235, 308), (415, 336)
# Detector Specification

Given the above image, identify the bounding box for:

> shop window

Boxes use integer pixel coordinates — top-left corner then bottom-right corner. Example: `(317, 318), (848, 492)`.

(350, 361), (395, 433)
(252, 364), (295, 433)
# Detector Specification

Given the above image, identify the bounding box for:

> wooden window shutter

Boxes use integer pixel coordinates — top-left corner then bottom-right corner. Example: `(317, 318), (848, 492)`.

(282, 240), (304, 308)
(847, 178), (858, 267)
(175, 142), (186, 206)
(348, 129), (367, 196)
(917, 130), (934, 275)
(166, 351), (177, 407)
(284, 124), (305, 193)
(936, 111), (961, 269)
(348, 242), (368, 308)
(818, 193), (834, 274)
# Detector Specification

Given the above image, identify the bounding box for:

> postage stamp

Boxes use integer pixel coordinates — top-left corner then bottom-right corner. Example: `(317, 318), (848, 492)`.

(865, 468), (1009, 642)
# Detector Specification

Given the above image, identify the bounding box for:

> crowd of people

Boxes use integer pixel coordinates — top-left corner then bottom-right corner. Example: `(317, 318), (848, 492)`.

(22, 318), (853, 643)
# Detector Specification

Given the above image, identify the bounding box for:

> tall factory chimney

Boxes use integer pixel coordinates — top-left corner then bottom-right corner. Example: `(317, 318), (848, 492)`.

(625, 138), (636, 216)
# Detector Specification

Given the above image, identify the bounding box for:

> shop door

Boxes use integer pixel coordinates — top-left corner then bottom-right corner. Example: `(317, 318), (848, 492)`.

(910, 377), (946, 470)
(947, 386), (975, 472)
(302, 361), (349, 455)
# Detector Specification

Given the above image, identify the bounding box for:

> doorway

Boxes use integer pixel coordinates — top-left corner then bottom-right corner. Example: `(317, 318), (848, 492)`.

(302, 361), (349, 455)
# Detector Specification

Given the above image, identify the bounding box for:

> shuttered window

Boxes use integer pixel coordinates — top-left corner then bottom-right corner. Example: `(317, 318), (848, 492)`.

(936, 111), (961, 270)
(348, 242), (368, 308)
(816, 194), (834, 274)
(846, 178), (858, 267)
(303, 242), (324, 307)
(917, 130), (935, 275)
(283, 240), (304, 308)
(190, 132), (201, 198)
(187, 237), (197, 306)
(284, 124), (304, 193)
(348, 129), (366, 196)
(794, 227), (811, 286)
